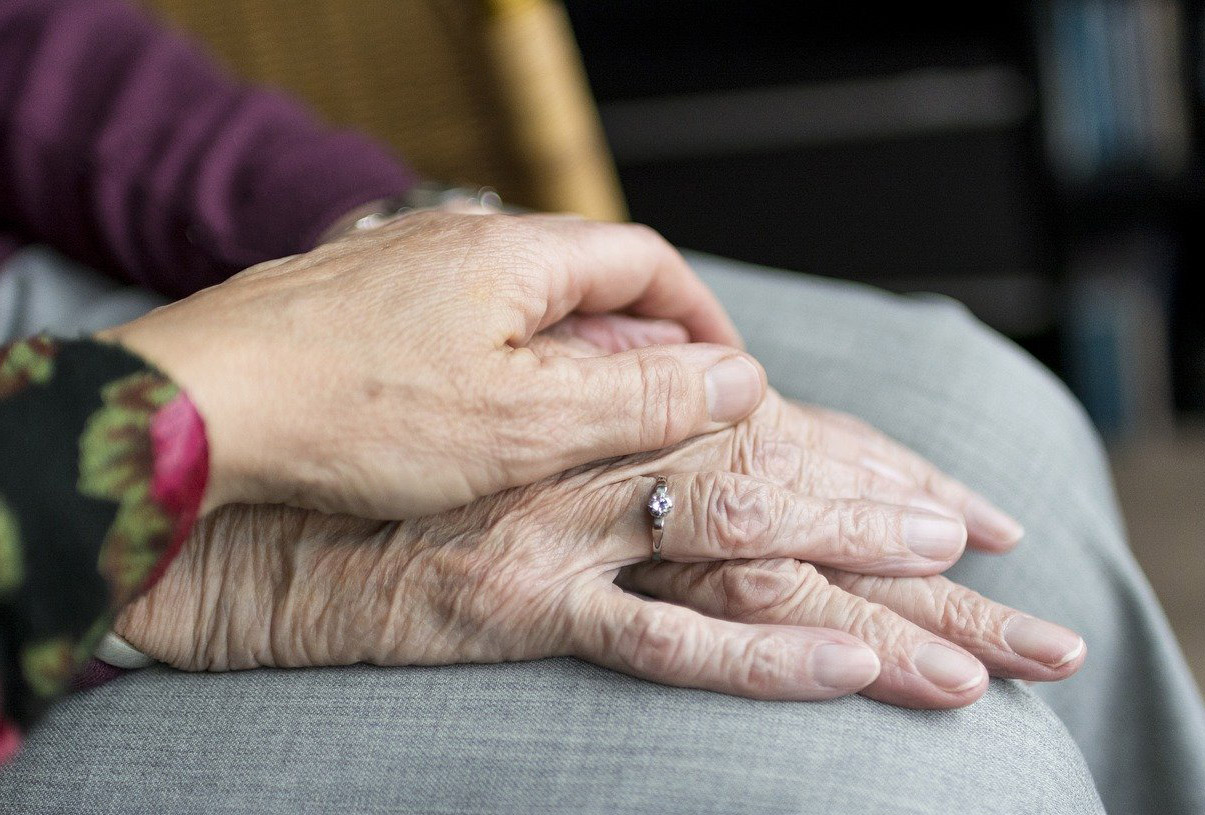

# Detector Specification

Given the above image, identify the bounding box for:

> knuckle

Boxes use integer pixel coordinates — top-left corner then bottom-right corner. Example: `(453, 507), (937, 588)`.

(620, 603), (691, 677)
(718, 559), (823, 621)
(832, 591), (904, 651)
(819, 571), (925, 653)
(735, 634), (792, 695)
(705, 476), (775, 555)
(835, 503), (895, 558)
(934, 584), (997, 639)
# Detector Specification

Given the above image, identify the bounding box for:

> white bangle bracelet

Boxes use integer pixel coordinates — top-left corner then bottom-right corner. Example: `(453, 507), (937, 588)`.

(93, 631), (155, 670)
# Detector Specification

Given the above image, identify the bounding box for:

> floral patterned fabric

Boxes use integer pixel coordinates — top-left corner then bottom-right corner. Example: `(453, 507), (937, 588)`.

(0, 336), (208, 763)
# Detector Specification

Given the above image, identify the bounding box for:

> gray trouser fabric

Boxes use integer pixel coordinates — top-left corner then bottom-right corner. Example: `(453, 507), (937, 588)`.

(1, 246), (1202, 814)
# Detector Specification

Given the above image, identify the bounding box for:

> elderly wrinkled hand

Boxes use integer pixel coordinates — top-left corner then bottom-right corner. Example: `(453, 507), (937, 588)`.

(115, 330), (1083, 710)
(612, 394), (1085, 708)
(99, 211), (761, 519)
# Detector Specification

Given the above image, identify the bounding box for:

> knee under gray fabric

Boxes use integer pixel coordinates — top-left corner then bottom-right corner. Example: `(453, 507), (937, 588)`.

(691, 251), (1205, 815)
(2, 247), (1201, 814)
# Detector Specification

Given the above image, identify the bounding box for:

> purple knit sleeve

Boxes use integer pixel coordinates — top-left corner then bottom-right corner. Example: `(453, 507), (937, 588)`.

(0, 0), (417, 296)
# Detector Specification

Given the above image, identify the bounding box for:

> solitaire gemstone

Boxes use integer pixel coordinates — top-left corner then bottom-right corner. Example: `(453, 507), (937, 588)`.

(648, 491), (673, 518)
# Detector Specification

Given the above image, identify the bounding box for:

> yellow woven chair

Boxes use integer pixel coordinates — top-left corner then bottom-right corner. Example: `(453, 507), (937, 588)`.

(138, 0), (627, 221)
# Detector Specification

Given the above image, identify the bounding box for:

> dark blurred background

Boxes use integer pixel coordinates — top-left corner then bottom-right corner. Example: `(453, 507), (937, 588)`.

(561, 0), (1204, 683)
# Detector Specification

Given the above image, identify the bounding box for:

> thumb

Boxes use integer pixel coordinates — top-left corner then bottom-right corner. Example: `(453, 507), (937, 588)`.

(511, 344), (766, 477)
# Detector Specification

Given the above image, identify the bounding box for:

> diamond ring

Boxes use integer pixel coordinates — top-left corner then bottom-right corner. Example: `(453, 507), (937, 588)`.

(647, 476), (673, 562)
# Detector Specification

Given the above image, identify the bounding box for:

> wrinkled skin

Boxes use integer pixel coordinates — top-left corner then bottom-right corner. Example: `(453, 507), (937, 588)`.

(117, 333), (1084, 710)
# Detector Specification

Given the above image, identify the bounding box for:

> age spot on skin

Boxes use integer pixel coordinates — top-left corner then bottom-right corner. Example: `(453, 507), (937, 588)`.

(361, 378), (384, 401)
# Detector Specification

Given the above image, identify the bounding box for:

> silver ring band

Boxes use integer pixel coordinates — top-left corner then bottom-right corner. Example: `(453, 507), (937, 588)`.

(646, 476), (673, 562)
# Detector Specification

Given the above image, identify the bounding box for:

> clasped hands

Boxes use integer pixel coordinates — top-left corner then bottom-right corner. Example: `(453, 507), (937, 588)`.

(106, 211), (1085, 710)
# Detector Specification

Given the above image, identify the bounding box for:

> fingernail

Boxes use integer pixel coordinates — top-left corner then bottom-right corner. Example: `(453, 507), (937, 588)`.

(705, 355), (763, 422)
(964, 494), (1024, 546)
(1003, 616), (1084, 667)
(902, 512), (967, 560)
(913, 642), (986, 692)
(811, 643), (881, 689)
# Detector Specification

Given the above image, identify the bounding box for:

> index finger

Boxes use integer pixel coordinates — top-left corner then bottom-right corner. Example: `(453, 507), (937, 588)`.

(518, 215), (744, 348)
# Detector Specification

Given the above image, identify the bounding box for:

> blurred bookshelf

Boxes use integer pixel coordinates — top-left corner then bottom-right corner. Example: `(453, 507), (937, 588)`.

(565, 0), (1205, 439)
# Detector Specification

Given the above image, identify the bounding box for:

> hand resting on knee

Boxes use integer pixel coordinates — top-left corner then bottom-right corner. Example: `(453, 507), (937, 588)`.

(115, 325), (1085, 710)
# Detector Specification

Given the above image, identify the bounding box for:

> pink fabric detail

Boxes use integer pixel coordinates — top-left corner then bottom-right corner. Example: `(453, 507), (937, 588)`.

(149, 391), (209, 517)
(145, 390), (209, 588)
(0, 717), (21, 764)
(0, 681), (20, 763)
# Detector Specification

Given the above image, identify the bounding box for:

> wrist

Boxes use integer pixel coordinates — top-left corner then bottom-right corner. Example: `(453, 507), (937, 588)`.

(94, 320), (246, 514)
(115, 505), (291, 671)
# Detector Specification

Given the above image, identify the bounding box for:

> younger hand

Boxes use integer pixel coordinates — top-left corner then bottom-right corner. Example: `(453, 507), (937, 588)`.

(101, 212), (759, 518)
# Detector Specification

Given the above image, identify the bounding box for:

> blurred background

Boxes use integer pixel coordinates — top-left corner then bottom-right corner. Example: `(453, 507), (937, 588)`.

(143, 0), (1202, 686)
